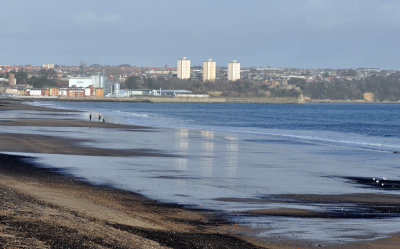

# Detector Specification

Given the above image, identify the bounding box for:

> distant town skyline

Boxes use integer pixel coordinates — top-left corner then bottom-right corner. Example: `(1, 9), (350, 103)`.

(1, 0), (400, 69)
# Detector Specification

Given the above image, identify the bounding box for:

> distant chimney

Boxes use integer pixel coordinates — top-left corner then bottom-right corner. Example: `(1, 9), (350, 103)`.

(8, 73), (16, 85)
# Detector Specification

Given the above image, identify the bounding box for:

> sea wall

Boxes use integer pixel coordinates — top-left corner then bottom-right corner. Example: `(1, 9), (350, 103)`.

(55, 96), (305, 104)
(14, 96), (305, 104)
(225, 97), (304, 104)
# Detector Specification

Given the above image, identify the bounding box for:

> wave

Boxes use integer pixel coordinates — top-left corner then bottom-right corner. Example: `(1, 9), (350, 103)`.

(27, 101), (73, 110)
(240, 129), (400, 153)
(114, 110), (150, 118)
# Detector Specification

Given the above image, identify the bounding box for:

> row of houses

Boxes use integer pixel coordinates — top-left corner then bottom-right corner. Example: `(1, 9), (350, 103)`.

(9, 86), (104, 98)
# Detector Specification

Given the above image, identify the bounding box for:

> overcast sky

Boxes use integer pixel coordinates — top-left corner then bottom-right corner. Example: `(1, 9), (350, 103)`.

(1, 0), (400, 69)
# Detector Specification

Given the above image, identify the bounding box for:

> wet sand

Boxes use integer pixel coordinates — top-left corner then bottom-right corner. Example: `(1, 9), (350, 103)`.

(219, 193), (400, 219)
(1, 98), (400, 248)
(0, 153), (263, 249)
(0, 99), (74, 112)
(0, 133), (175, 157)
(0, 118), (149, 129)
(0, 99), (266, 248)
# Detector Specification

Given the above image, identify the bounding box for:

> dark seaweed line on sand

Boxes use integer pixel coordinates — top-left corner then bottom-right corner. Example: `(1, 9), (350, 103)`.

(0, 214), (261, 249)
(108, 223), (260, 249)
(0, 215), (261, 249)
(107, 222), (262, 249)
(0, 217), (126, 249)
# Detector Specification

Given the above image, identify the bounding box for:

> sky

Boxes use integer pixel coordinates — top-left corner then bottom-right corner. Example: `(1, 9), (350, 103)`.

(1, 0), (400, 69)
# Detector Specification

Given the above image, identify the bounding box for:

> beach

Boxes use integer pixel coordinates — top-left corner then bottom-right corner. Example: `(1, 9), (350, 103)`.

(0, 99), (400, 248)
(0, 153), (268, 248)
(0, 99), (267, 248)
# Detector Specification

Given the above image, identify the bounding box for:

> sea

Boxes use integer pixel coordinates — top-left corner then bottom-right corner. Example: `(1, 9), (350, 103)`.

(7, 101), (400, 245)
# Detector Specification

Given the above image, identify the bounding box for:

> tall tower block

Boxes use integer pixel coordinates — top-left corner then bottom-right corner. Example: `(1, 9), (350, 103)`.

(203, 59), (216, 82)
(177, 57), (191, 79)
(228, 60), (240, 81)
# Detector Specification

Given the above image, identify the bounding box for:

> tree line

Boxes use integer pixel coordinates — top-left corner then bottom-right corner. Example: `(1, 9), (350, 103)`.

(0, 70), (62, 88)
(290, 73), (400, 101)
(123, 76), (300, 97)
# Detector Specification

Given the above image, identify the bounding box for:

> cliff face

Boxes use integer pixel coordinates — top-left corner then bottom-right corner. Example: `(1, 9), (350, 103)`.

(298, 94), (305, 104)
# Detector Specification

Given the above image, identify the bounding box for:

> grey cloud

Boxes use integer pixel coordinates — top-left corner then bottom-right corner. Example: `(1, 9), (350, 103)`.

(375, 2), (400, 27)
(1, 0), (399, 69)
(72, 12), (123, 31)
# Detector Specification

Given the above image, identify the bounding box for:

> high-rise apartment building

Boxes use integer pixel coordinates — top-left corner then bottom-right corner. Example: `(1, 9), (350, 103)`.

(177, 57), (191, 79)
(228, 60), (240, 81)
(203, 59), (216, 82)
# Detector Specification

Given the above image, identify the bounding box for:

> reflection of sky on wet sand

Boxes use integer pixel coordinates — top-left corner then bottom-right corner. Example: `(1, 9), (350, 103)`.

(224, 136), (238, 178)
(2, 119), (400, 244)
(175, 129), (188, 171)
(201, 130), (214, 177)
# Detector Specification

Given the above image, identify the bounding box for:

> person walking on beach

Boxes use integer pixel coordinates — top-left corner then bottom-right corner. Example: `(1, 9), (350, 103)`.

(98, 114), (101, 122)
(89, 114), (92, 122)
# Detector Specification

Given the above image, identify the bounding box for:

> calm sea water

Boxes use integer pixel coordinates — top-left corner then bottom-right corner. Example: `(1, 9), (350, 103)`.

(35, 101), (400, 152)
(13, 101), (400, 244)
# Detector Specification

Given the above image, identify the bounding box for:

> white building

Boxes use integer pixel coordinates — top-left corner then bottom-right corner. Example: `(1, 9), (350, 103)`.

(42, 64), (55, 69)
(177, 57), (191, 79)
(203, 59), (216, 82)
(69, 77), (93, 88)
(69, 74), (105, 88)
(84, 88), (92, 97)
(228, 60), (240, 81)
(59, 88), (69, 97)
(28, 89), (43, 96)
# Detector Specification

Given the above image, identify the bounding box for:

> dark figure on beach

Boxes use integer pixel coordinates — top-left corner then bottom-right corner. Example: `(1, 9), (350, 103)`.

(98, 114), (101, 122)
(102, 119), (105, 123)
(89, 114), (92, 122)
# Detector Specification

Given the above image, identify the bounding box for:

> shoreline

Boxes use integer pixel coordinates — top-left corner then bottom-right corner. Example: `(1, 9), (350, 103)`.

(0, 99), (268, 248)
(306, 99), (400, 104)
(0, 153), (265, 248)
(1, 99), (400, 248)
(9, 96), (400, 104)
(13, 96), (305, 104)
